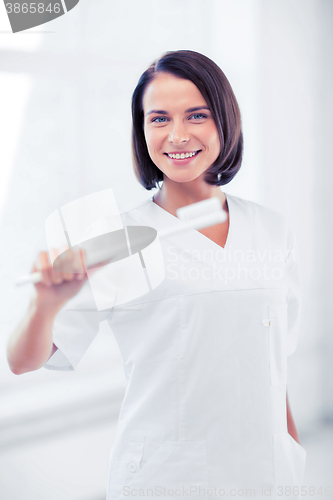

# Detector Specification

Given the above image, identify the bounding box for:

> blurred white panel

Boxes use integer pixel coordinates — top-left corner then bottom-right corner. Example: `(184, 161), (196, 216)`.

(45, 209), (69, 263)
(259, 0), (316, 218)
(257, 0), (318, 430)
(201, 0), (263, 202)
(143, 236), (165, 289)
(60, 188), (122, 246)
(87, 253), (149, 309)
(0, 73), (33, 219)
(83, 0), (204, 60)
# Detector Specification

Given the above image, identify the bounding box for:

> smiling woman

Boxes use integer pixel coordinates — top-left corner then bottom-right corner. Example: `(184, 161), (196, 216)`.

(7, 49), (306, 500)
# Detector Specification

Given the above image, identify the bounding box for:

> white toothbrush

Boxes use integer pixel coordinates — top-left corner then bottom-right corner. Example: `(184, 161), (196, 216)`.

(161, 196), (226, 237)
(15, 196), (227, 286)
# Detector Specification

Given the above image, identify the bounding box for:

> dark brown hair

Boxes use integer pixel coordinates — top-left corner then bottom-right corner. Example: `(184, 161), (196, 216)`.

(131, 50), (243, 189)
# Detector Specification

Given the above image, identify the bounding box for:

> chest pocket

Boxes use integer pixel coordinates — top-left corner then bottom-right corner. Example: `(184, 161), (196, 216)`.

(267, 304), (288, 386)
(113, 437), (207, 499)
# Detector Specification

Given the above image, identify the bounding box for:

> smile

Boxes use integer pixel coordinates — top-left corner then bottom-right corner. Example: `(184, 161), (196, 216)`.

(165, 150), (201, 159)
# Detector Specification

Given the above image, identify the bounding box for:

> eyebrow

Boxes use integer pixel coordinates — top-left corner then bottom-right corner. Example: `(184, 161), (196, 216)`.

(145, 106), (210, 117)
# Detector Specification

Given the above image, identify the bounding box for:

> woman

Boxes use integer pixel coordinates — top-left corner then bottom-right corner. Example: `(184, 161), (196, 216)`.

(7, 50), (306, 499)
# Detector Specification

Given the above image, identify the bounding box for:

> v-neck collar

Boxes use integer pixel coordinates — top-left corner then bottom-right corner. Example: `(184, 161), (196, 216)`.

(149, 191), (234, 251)
(125, 191), (245, 266)
(125, 192), (270, 291)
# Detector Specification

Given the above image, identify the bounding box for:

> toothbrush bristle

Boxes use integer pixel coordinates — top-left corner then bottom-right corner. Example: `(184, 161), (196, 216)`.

(176, 197), (223, 222)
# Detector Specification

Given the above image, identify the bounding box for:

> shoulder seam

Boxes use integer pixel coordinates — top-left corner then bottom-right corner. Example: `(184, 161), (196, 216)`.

(120, 197), (153, 216)
(225, 192), (285, 221)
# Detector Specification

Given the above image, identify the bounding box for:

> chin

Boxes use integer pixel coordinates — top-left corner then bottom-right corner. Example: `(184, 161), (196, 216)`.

(171, 178), (203, 186)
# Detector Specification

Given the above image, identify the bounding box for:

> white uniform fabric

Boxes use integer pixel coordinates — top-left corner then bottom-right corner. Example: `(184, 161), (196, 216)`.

(44, 192), (306, 499)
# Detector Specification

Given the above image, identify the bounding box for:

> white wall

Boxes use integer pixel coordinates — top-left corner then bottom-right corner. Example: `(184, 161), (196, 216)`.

(258, 0), (319, 430)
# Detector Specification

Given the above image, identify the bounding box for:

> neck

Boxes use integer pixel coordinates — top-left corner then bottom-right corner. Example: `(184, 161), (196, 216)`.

(153, 177), (226, 217)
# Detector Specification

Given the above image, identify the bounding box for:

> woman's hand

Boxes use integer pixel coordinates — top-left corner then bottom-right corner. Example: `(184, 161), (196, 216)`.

(31, 247), (89, 311)
(7, 247), (103, 374)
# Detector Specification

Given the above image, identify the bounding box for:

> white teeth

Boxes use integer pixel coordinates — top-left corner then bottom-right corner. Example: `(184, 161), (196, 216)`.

(167, 151), (198, 159)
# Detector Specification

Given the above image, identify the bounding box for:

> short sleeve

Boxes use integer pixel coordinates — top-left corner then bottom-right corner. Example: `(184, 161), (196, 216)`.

(285, 224), (303, 357)
(43, 279), (113, 371)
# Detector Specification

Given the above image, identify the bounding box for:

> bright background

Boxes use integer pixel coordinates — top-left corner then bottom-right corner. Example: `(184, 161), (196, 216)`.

(0, 1), (332, 499)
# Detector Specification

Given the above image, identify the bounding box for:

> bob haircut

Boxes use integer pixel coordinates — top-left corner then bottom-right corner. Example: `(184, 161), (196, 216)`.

(131, 50), (243, 190)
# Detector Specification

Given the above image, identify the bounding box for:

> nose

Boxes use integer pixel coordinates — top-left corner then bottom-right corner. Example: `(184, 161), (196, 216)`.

(169, 120), (190, 145)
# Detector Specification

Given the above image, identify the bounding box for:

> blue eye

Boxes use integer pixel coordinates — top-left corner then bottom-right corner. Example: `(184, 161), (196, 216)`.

(151, 117), (168, 123)
(190, 113), (207, 119)
(151, 113), (207, 123)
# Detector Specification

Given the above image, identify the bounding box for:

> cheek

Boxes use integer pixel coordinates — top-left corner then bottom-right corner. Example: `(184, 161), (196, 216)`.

(207, 129), (220, 155)
(144, 135), (162, 165)
(144, 129), (158, 152)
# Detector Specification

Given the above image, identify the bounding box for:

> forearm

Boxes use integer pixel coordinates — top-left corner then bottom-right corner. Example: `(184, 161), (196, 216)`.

(7, 294), (60, 375)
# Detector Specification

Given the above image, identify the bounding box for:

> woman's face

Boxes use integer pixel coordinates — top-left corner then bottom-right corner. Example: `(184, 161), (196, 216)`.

(143, 73), (220, 184)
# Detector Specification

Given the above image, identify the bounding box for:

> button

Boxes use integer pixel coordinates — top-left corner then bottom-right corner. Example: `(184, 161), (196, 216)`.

(127, 461), (137, 473)
(263, 319), (271, 327)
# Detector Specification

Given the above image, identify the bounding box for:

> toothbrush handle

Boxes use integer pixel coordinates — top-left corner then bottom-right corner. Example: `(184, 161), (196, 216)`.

(158, 211), (226, 239)
(16, 271), (43, 286)
(15, 210), (226, 286)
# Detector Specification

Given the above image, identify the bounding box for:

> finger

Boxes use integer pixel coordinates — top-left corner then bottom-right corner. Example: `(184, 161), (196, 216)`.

(49, 247), (67, 284)
(74, 249), (87, 281)
(56, 247), (76, 281)
(71, 248), (85, 273)
(43, 250), (66, 285)
(75, 272), (87, 281)
(79, 248), (87, 271)
(35, 252), (53, 287)
(62, 248), (83, 281)
(63, 273), (75, 282)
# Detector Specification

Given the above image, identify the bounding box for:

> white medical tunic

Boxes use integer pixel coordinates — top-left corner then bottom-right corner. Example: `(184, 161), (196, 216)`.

(44, 192), (306, 500)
